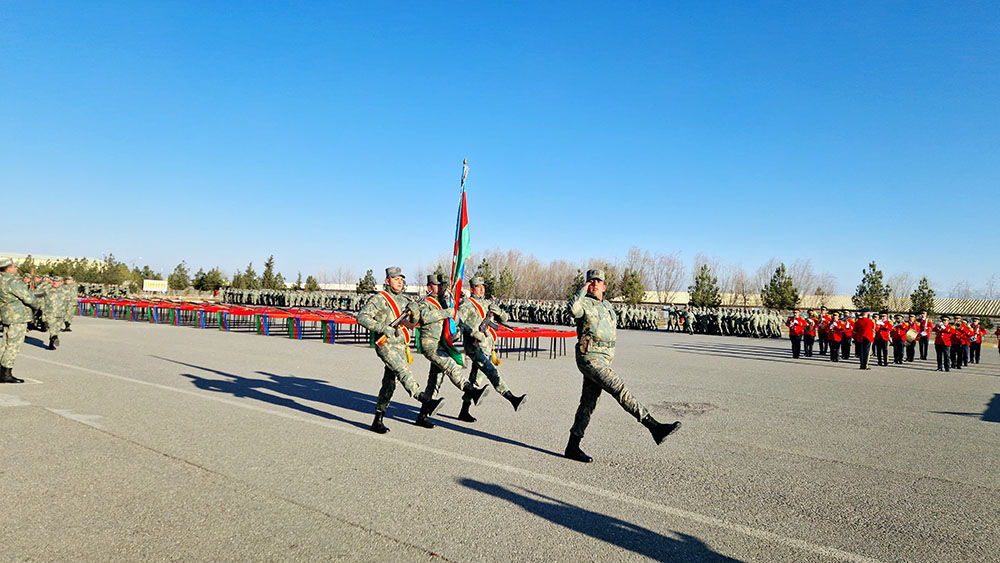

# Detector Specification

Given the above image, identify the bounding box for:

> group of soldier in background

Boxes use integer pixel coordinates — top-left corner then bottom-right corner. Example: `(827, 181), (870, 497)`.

(0, 258), (76, 383)
(663, 307), (784, 338)
(495, 299), (660, 331)
(220, 288), (367, 311)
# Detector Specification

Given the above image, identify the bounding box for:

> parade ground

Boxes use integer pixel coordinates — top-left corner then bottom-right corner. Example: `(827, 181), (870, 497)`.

(2, 317), (997, 562)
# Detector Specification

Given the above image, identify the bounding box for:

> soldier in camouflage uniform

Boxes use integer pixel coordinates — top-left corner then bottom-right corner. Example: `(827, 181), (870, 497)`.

(356, 267), (445, 434)
(413, 274), (488, 428)
(0, 258), (44, 383)
(457, 276), (527, 422)
(42, 276), (66, 350)
(61, 276), (77, 331)
(564, 270), (681, 463)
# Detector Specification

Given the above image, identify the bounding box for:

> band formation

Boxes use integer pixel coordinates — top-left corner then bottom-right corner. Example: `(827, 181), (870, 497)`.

(784, 307), (995, 371)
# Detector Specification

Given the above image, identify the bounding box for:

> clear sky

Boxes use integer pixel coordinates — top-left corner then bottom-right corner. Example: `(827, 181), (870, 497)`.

(2, 2), (997, 295)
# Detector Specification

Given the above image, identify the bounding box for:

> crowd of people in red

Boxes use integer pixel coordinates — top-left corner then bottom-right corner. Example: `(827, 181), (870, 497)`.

(784, 307), (997, 371)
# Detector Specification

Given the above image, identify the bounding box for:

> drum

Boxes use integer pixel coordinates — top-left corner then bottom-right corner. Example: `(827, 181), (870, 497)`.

(905, 329), (918, 343)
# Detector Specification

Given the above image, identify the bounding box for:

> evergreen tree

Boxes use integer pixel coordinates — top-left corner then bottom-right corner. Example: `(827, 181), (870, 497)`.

(761, 263), (800, 310)
(167, 261), (190, 290)
(909, 276), (936, 315)
(99, 254), (131, 286)
(231, 271), (245, 289)
(305, 275), (320, 292)
(495, 267), (515, 299)
(566, 269), (586, 299)
(293, 272), (303, 291)
(242, 262), (260, 290)
(620, 268), (645, 306)
(688, 264), (722, 308)
(356, 269), (377, 294)
(260, 255), (285, 290)
(473, 258), (497, 298)
(18, 255), (36, 276)
(852, 261), (891, 311)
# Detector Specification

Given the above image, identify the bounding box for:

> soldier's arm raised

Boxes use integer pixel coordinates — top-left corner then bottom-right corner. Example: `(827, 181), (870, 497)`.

(568, 284), (588, 319)
(14, 281), (42, 310)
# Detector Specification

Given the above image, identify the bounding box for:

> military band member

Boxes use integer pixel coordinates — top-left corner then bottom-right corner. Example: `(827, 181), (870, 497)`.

(969, 319), (986, 364)
(917, 311), (933, 360)
(933, 316), (953, 372)
(904, 313), (918, 362)
(564, 269), (680, 463)
(356, 267), (445, 434)
(826, 312), (843, 362)
(854, 310), (875, 370)
(873, 313), (892, 367)
(413, 274), (488, 428)
(840, 313), (854, 360)
(803, 314), (817, 357)
(785, 310), (805, 359)
(0, 258), (44, 383)
(891, 315), (907, 364)
(457, 276), (527, 422)
(817, 307), (830, 355)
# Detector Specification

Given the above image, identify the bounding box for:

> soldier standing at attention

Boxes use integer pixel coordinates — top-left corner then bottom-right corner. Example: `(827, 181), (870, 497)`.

(62, 276), (77, 331)
(457, 276), (527, 421)
(564, 269), (681, 463)
(356, 267), (445, 434)
(413, 274), (489, 428)
(0, 258), (44, 383)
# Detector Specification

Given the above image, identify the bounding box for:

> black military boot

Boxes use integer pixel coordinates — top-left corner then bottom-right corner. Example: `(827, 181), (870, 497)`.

(415, 396), (445, 429)
(458, 400), (477, 423)
(463, 383), (490, 406)
(564, 435), (593, 463)
(502, 391), (527, 412)
(48, 336), (58, 350)
(1, 367), (24, 384)
(63, 322), (72, 332)
(370, 412), (390, 434)
(641, 416), (682, 445)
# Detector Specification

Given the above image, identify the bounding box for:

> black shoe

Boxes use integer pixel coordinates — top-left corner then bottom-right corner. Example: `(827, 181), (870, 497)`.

(415, 396), (446, 428)
(642, 416), (682, 445)
(63, 323), (72, 332)
(370, 412), (390, 434)
(458, 401), (477, 423)
(502, 391), (527, 412)
(564, 435), (593, 463)
(464, 384), (490, 406)
(0, 367), (23, 384)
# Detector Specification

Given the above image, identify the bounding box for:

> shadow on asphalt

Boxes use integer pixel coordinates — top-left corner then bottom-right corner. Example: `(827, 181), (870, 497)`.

(151, 356), (562, 457)
(458, 478), (743, 562)
(24, 335), (50, 350)
(933, 393), (1000, 423)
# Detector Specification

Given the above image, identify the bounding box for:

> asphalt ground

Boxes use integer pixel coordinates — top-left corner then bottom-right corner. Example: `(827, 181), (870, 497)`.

(2, 317), (998, 562)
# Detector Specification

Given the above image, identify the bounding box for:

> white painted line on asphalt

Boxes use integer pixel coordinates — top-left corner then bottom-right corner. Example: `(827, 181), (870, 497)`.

(46, 408), (105, 429)
(26, 354), (879, 563)
(0, 393), (31, 407)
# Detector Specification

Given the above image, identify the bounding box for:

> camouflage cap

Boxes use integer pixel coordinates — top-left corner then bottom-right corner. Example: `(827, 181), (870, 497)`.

(385, 266), (404, 279)
(65, 276), (74, 281)
(470, 276), (485, 287)
(0, 257), (14, 268)
(426, 274), (440, 285)
(586, 269), (605, 282)
(52, 276), (63, 281)
(438, 274), (450, 286)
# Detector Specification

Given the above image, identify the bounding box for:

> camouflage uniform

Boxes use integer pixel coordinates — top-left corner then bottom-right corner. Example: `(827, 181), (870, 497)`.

(415, 275), (483, 403)
(62, 278), (77, 330)
(41, 277), (66, 348)
(563, 269), (680, 463)
(356, 267), (443, 433)
(1, 261), (43, 381)
(457, 276), (526, 417)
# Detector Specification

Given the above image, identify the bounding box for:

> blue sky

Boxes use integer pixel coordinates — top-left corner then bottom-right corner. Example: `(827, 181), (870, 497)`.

(2, 2), (997, 294)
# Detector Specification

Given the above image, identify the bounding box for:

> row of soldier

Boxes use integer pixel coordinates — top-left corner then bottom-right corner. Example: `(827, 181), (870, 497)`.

(495, 299), (660, 330)
(663, 308), (784, 338)
(220, 288), (367, 311)
(0, 259), (77, 383)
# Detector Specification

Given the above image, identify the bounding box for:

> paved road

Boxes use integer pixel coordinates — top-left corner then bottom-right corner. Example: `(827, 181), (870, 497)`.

(3, 317), (997, 562)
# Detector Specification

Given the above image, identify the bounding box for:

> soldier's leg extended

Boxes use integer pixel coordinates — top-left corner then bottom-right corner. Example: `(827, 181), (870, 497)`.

(372, 345), (444, 433)
(472, 346), (526, 412)
(47, 315), (62, 350)
(1, 323), (27, 383)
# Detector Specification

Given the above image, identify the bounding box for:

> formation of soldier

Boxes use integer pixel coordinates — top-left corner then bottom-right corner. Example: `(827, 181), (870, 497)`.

(663, 307), (784, 338)
(495, 299), (660, 330)
(77, 283), (128, 299)
(220, 288), (367, 311)
(0, 259), (76, 383)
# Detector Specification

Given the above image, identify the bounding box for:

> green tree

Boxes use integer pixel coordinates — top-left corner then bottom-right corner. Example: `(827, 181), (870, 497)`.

(620, 268), (645, 306)
(191, 268), (207, 289)
(495, 266), (515, 299)
(566, 269), (586, 299)
(909, 276), (936, 315)
(167, 261), (190, 290)
(193, 267), (225, 291)
(356, 269), (377, 294)
(761, 263), (800, 310)
(99, 254), (130, 285)
(242, 262), (260, 290)
(305, 275), (320, 292)
(688, 264), (722, 308)
(18, 255), (36, 276)
(473, 258), (497, 298)
(260, 255), (286, 290)
(293, 272), (303, 291)
(852, 261), (890, 311)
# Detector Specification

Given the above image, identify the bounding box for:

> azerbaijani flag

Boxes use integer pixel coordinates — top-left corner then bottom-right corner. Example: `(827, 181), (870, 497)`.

(443, 159), (470, 365)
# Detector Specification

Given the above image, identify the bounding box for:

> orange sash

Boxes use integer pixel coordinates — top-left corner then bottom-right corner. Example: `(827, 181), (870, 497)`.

(469, 297), (498, 341)
(379, 291), (410, 343)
